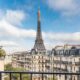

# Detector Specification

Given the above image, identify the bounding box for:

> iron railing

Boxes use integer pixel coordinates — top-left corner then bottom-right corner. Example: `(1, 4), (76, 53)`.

(0, 71), (80, 80)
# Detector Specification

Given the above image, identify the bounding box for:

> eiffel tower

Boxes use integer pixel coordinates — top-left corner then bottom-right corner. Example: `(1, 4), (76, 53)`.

(32, 8), (46, 53)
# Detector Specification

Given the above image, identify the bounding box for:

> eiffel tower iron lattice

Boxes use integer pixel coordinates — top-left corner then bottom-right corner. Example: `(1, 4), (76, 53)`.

(33, 8), (46, 53)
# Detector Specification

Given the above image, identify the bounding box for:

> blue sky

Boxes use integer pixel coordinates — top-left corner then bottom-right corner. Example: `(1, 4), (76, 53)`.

(0, 0), (80, 53)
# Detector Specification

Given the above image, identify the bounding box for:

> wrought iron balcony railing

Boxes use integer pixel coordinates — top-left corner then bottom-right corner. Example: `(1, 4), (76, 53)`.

(0, 71), (80, 80)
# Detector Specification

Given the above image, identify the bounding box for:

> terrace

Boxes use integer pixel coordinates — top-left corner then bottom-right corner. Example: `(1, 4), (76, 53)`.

(0, 71), (80, 80)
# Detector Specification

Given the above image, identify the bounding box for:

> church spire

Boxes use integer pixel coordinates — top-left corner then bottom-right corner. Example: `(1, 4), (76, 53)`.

(32, 8), (46, 53)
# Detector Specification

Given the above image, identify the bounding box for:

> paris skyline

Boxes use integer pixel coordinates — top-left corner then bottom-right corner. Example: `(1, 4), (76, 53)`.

(0, 0), (80, 53)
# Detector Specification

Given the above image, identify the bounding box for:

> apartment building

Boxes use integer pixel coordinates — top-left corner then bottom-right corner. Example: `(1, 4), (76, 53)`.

(12, 51), (32, 71)
(52, 44), (80, 80)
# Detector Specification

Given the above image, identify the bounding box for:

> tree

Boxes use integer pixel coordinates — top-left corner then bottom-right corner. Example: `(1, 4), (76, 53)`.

(48, 76), (57, 80)
(0, 47), (6, 58)
(4, 64), (29, 80)
(4, 63), (26, 71)
(4, 64), (13, 71)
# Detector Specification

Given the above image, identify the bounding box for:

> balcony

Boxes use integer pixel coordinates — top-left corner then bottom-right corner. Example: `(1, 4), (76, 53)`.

(0, 71), (80, 80)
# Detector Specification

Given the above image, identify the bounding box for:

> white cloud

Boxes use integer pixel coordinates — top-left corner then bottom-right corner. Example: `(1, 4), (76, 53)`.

(5, 10), (26, 25)
(47, 0), (80, 16)
(0, 9), (36, 38)
(0, 9), (5, 20)
(0, 19), (36, 38)
(44, 32), (80, 42)
(0, 40), (18, 47)
(45, 41), (65, 50)
(43, 32), (80, 49)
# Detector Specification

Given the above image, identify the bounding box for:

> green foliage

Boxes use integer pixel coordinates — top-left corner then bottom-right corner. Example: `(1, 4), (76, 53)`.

(0, 48), (6, 57)
(4, 63), (25, 71)
(47, 75), (57, 80)
(4, 77), (9, 80)
(4, 64), (57, 80)
(4, 64), (13, 71)
(4, 64), (30, 80)
(48, 77), (57, 80)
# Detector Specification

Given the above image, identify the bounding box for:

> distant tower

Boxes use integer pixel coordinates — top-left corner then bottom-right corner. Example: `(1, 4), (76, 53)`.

(32, 8), (46, 54)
